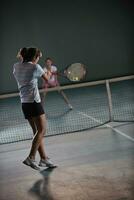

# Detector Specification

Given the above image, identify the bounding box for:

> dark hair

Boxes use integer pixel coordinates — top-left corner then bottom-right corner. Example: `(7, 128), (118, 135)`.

(21, 47), (42, 62)
(45, 57), (53, 62)
(20, 47), (28, 58)
(16, 47), (27, 59)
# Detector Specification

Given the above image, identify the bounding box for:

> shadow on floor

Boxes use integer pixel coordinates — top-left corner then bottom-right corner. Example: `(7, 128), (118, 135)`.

(29, 168), (56, 200)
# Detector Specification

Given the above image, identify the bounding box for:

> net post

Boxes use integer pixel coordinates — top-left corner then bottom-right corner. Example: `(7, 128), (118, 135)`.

(106, 80), (113, 122)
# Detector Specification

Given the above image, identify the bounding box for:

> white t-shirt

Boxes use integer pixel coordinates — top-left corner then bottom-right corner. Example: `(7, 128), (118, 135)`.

(44, 65), (57, 84)
(13, 62), (44, 103)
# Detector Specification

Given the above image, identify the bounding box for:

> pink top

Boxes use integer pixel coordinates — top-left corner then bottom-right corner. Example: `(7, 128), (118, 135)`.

(42, 65), (59, 88)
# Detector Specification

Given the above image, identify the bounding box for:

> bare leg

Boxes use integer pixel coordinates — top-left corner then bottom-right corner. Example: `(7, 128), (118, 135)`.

(55, 81), (72, 108)
(58, 89), (73, 109)
(28, 114), (47, 160)
(28, 118), (47, 160)
(41, 90), (48, 107)
(42, 82), (72, 109)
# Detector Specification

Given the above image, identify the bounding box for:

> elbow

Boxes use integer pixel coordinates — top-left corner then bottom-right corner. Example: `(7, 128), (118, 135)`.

(42, 74), (48, 81)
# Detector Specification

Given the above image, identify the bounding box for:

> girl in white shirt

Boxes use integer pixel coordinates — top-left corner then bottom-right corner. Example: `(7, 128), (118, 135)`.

(14, 48), (56, 169)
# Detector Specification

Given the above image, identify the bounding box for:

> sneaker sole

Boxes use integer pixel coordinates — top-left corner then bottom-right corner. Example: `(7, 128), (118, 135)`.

(39, 163), (57, 168)
(23, 160), (40, 170)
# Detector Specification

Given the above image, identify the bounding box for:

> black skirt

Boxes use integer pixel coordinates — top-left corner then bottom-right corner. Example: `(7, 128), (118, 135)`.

(22, 101), (45, 119)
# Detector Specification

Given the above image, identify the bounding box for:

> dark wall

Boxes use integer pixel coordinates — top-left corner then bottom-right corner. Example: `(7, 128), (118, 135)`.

(0, 0), (134, 94)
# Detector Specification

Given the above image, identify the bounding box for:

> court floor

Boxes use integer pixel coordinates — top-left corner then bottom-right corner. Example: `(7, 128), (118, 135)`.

(0, 122), (134, 200)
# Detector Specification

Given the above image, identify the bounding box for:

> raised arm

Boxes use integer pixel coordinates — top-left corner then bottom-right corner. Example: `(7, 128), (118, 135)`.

(42, 70), (52, 81)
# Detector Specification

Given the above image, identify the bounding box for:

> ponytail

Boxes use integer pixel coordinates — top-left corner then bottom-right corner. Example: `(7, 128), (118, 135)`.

(16, 47), (27, 59)
(22, 47), (42, 63)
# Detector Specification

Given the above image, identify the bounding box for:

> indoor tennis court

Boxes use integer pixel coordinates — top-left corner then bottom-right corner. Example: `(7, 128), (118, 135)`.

(0, 1), (134, 200)
(0, 76), (134, 200)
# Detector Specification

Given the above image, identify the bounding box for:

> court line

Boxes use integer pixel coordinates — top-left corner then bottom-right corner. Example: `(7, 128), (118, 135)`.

(78, 111), (134, 142)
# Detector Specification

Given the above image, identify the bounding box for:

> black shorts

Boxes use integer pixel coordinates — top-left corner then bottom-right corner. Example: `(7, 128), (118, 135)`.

(22, 101), (45, 119)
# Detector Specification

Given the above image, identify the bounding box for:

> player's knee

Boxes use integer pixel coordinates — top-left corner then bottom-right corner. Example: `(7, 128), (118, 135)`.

(42, 127), (46, 136)
(38, 127), (46, 136)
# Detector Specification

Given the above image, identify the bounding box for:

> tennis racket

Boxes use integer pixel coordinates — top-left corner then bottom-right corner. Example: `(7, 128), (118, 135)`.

(58, 63), (86, 82)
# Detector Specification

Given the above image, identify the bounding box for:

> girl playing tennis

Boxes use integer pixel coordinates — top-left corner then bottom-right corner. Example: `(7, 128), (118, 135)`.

(42, 57), (73, 109)
(13, 47), (56, 170)
(42, 58), (58, 88)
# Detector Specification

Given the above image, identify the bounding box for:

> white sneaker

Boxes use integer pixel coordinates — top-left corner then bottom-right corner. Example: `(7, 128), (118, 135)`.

(39, 158), (57, 168)
(23, 157), (40, 170)
(68, 104), (73, 110)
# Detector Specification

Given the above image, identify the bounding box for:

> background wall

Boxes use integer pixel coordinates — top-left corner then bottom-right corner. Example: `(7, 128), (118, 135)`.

(0, 0), (134, 94)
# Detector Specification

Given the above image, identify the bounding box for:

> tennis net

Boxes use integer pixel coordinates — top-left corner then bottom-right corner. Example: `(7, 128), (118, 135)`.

(0, 75), (134, 144)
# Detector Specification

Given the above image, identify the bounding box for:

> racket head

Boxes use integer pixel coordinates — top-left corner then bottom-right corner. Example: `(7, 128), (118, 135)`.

(64, 63), (86, 82)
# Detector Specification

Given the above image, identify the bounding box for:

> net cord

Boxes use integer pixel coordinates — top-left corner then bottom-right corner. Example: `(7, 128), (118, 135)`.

(0, 75), (134, 99)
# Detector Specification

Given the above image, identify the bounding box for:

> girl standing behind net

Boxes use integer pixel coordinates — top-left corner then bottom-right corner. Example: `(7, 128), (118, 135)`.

(41, 57), (73, 110)
(13, 47), (56, 170)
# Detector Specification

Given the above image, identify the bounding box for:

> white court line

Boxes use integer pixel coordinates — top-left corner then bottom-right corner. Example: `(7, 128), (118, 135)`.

(78, 111), (134, 142)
